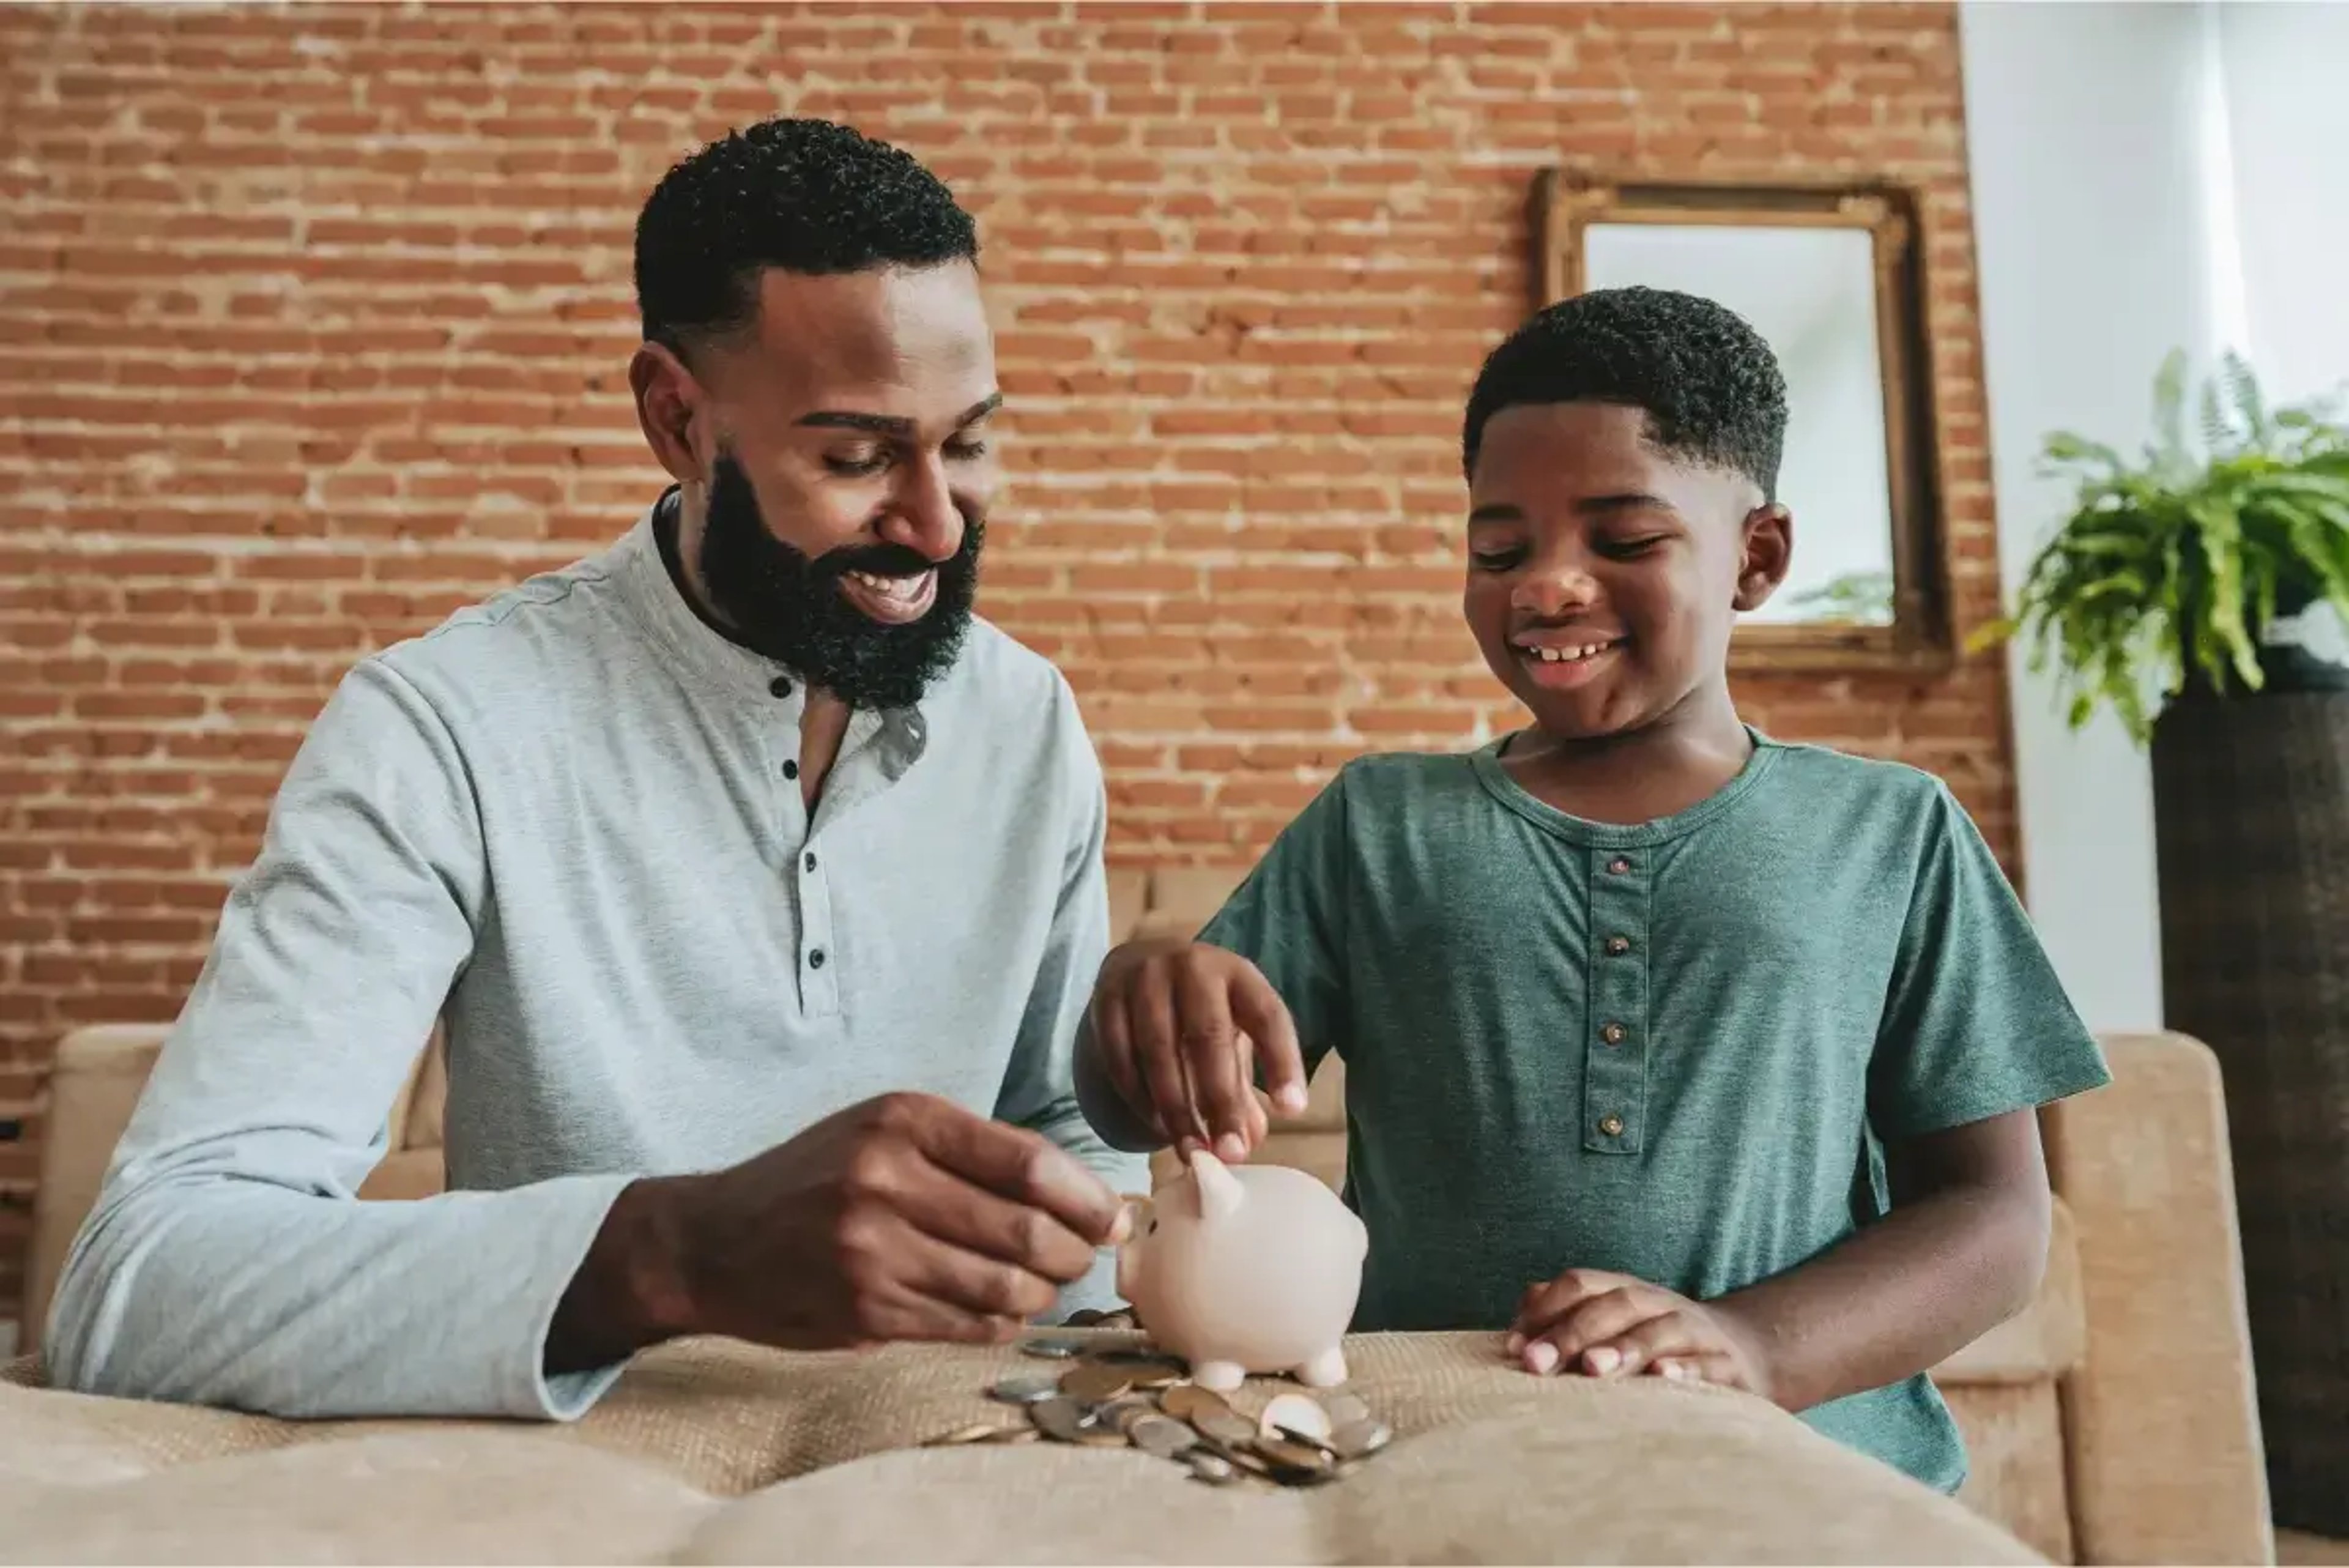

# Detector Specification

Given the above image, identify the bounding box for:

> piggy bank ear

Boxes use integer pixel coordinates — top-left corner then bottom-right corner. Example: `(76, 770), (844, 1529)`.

(1187, 1148), (1244, 1222)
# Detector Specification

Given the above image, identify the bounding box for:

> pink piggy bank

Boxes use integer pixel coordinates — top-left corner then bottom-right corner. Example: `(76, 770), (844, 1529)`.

(1118, 1148), (1368, 1393)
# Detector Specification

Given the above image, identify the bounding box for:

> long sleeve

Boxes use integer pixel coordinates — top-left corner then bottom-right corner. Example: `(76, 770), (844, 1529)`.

(42, 658), (633, 1421)
(993, 678), (1150, 1317)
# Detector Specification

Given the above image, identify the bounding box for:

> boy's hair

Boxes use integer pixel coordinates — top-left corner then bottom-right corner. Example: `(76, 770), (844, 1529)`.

(1461, 286), (1789, 499)
(634, 117), (978, 359)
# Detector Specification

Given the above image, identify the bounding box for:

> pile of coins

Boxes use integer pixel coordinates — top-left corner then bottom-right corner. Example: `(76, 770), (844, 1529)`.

(921, 1331), (1392, 1488)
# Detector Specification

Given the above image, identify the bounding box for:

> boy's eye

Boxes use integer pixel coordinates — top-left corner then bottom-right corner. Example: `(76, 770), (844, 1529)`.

(1596, 535), (1670, 559)
(944, 436), (990, 462)
(1470, 545), (1527, 571)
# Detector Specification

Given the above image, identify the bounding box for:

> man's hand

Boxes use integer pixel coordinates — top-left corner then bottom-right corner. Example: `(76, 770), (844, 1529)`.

(1505, 1268), (1775, 1400)
(1084, 937), (1310, 1162)
(547, 1092), (1131, 1372)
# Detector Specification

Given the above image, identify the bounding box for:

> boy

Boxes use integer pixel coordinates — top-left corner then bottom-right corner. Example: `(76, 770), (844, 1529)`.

(1073, 286), (2111, 1493)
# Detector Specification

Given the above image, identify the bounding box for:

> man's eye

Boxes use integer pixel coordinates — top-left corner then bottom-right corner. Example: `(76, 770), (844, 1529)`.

(1471, 546), (1527, 571)
(824, 449), (889, 477)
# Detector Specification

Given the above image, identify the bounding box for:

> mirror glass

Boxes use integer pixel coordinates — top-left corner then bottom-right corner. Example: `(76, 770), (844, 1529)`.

(1581, 221), (1895, 627)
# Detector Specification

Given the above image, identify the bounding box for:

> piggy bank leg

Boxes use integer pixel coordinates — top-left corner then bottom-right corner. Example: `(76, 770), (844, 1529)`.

(1191, 1359), (1247, 1394)
(1296, 1346), (1349, 1388)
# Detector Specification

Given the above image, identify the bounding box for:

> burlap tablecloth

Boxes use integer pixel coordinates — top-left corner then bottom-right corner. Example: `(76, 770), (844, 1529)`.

(0, 1334), (2039, 1564)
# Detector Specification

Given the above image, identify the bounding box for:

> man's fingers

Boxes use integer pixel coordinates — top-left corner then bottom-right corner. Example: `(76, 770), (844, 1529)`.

(1228, 963), (1308, 1116)
(890, 1222), (1065, 1323)
(1171, 960), (1252, 1161)
(894, 1156), (1100, 1284)
(899, 1098), (1126, 1248)
(1129, 961), (1203, 1155)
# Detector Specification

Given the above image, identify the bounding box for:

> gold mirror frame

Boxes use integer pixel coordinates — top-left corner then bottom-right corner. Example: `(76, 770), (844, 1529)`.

(1530, 171), (1955, 675)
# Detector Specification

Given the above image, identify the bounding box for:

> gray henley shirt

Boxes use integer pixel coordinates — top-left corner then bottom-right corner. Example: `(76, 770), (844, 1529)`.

(43, 499), (1148, 1420)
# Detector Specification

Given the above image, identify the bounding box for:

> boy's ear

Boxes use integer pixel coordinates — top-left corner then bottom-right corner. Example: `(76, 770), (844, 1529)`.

(1732, 502), (1794, 612)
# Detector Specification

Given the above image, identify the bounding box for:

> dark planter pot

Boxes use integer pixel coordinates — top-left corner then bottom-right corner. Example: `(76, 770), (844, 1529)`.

(2150, 685), (2349, 1535)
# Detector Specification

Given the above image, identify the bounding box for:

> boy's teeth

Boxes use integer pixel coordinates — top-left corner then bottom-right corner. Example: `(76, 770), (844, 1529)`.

(1532, 644), (1611, 663)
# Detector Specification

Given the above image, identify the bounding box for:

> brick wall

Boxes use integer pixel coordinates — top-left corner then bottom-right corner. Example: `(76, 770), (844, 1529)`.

(0, 1), (2009, 1317)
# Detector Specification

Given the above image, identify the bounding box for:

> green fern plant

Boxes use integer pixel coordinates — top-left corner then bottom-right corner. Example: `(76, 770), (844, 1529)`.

(1972, 350), (2349, 743)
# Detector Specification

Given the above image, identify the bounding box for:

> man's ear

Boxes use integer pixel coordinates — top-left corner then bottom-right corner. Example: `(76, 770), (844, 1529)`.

(1732, 502), (1794, 612)
(629, 341), (706, 484)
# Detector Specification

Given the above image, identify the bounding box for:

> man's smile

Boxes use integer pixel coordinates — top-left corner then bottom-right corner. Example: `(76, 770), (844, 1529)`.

(838, 567), (937, 625)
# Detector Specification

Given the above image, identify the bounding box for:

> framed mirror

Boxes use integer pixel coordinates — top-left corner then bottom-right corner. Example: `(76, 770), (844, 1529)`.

(1531, 173), (1953, 674)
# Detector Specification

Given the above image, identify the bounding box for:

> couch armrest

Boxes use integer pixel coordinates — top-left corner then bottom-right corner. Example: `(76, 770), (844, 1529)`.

(2049, 1030), (2273, 1565)
(24, 1025), (175, 1349)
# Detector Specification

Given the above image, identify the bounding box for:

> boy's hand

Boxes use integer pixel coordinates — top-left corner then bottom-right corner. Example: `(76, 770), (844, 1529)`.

(1086, 938), (1310, 1162)
(1506, 1269), (1776, 1401)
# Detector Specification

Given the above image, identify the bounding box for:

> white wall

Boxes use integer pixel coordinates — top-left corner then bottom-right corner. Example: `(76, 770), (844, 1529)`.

(1960, 2), (2222, 1031)
(1960, 0), (2349, 1031)
(2219, 2), (2349, 412)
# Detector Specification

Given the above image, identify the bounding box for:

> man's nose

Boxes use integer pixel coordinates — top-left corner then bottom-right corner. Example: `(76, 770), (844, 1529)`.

(878, 456), (964, 564)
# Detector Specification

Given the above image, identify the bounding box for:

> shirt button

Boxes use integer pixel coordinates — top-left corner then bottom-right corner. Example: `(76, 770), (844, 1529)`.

(1598, 1114), (1625, 1137)
(1607, 855), (1633, 875)
(808, 948), (826, 970)
(1600, 1021), (1627, 1046)
(782, 759), (800, 780)
(804, 852), (817, 872)
(769, 675), (793, 698)
(1606, 935), (1631, 956)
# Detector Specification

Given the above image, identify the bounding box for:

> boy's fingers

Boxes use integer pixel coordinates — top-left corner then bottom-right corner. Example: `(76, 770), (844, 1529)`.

(1526, 1289), (1669, 1372)
(1089, 993), (1154, 1138)
(1128, 960), (1201, 1154)
(1649, 1350), (1738, 1388)
(1511, 1269), (1637, 1341)
(1584, 1313), (1698, 1378)
(1171, 959), (1252, 1161)
(1227, 964), (1308, 1115)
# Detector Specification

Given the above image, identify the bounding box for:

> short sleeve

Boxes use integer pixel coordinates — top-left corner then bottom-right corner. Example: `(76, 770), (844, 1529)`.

(1195, 770), (1354, 1074)
(1869, 781), (2112, 1139)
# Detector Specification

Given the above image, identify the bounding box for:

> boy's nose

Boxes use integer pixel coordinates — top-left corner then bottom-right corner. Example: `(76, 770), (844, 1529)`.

(1511, 567), (1601, 620)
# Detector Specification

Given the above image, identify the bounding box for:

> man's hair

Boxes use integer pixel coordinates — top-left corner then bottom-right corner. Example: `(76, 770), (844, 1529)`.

(633, 117), (978, 357)
(1461, 286), (1789, 499)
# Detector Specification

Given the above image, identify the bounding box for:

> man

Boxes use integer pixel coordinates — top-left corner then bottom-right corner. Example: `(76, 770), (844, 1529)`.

(45, 117), (1148, 1421)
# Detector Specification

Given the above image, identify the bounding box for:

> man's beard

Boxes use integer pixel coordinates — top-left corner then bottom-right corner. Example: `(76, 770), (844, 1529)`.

(696, 451), (982, 711)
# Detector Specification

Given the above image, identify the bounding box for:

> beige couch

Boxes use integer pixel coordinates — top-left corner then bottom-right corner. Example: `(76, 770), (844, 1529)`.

(14, 865), (2274, 1564)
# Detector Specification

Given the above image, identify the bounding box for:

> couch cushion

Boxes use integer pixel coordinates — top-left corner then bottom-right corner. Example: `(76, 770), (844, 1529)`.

(1, 1334), (2039, 1564)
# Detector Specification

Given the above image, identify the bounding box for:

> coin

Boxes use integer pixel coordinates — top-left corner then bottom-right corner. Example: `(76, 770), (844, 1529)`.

(1186, 1449), (1239, 1484)
(1259, 1392), (1333, 1445)
(1129, 1413), (1197, 1459)
(1160, 1383), (1233, 1425)
(1329, 1418), (1392, 1460)
(988, 1372), (1061, 1405)
(1126, 1361), (1184, 1389)
(1078, 1425), (1130, 1449)
(924, 1422), (1009, 1446)
(1061, 1308), (1110, 1328)
(1018, 1335), (1089, 1360)
(1319, 1391), (1372, 1428)
(1256, 1436), (1334, 1473)
(1195, 1408), (1258, 1447)
(1029, 1395), (1092, 1443)
(1104, 1397), (1156, 1435)
(1059, 1361), (1134, 1404)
